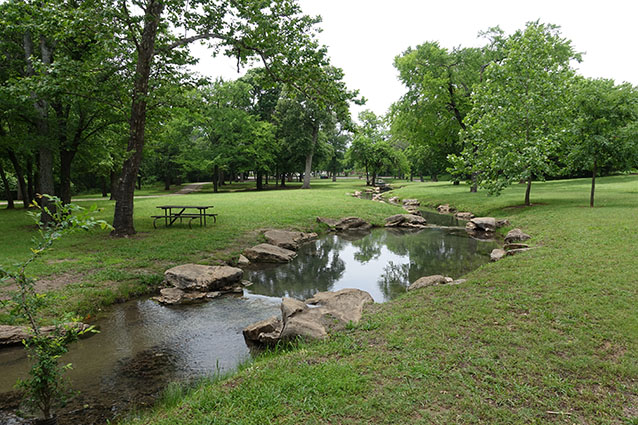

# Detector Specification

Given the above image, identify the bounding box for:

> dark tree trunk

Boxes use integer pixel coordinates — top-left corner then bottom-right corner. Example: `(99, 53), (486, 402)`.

(302, 124), (319, 189)
(25, 32), (56, 223)
(590, 160), (597, 208)
(470, 172), (478, 193)
(163, 175), (170, 191)
(419, 174), (424, 182)
(431, 174), (438, 182)
(27, 160), (35, 204)
(453, 180), (460, 185)
(280, 173), (286, 187)
(371, 172), (377, 187)
(112, 0), (164, 236)
(0, 162), (15, 209)
(265, 173), (269, 185)
(59, 149), (76, 205)
(212, 164), (219, 193)
(524, 177), (532, 206)
(256, 172), (263, 190)
(7, 150), (29, 208)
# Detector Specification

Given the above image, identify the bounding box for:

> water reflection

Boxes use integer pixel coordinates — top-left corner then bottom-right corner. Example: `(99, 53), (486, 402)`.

(246, 227), (497, 303)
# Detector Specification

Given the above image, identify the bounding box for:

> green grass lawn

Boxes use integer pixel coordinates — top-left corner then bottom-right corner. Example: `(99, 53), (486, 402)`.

(112, 175), (636, 425)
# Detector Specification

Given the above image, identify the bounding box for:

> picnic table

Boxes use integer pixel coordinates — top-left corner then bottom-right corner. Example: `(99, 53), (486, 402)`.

(152, 205), (217, 229)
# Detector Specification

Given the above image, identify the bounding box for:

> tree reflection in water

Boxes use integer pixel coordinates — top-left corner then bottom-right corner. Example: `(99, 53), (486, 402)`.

(246, 228), (498, 303)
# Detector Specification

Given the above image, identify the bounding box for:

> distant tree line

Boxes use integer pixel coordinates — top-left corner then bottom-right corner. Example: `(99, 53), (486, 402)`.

(390, 21), (638, 206)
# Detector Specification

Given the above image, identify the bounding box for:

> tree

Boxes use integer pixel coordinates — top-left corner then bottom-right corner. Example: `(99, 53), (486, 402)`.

(454, 21), (580, 205)
(347, 110), (403, 186)
(390, 43), (483, 181)
(567, 77), (638, 207)
(111, 0), (352, 235)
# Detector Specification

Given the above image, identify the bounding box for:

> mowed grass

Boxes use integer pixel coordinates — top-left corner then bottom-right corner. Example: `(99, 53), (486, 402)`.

(119, 175), (638, 425)
(0, 179), (400, 322)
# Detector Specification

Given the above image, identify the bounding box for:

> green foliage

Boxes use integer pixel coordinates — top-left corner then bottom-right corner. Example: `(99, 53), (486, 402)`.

(0, 195), (110, 419)
(453, 21), (580, 205)
(565, 77), (638, 205)
(390, 42), (485, 179)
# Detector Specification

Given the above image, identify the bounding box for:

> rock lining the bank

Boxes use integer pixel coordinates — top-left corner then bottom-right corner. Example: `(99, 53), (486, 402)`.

(243, 288), (374, 346)
(384, 213), (428, 229)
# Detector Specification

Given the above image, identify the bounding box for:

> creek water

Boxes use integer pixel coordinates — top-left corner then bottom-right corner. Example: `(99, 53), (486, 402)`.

(0, 211), (497, 424)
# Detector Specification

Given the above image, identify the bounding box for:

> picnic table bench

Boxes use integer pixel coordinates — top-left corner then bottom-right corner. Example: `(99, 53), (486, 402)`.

(152, 205), (217, 229)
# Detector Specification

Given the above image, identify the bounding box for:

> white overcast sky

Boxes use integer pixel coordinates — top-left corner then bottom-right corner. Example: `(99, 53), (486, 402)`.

(192, 0), (638, 117)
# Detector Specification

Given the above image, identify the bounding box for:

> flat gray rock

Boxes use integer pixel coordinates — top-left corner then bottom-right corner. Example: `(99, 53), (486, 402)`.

(454, 212), (475, 220)
(403, 199), (420, 206)
(384, 213), (427, 229)
(316, 216), (339, 228)
(164, 264), (243, 291)
(505, 228), (531, 244)
(408, 275), (448, 291)
(0, 323), (90, 347)
(334, 217), (372, 232)
(466, 217), (496, 232)
(264, 229), (317, 251)
(490, 248), (507, 262)
(437, 204), (456, 214)
(244, 243), (297, 263)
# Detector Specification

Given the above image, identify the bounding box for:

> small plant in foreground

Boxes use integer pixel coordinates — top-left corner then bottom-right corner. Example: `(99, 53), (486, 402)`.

(0, 195), (111, 423)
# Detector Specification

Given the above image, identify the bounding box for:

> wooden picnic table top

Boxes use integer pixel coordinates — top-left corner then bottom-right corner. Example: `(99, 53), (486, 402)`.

(156, 205), (214, 209)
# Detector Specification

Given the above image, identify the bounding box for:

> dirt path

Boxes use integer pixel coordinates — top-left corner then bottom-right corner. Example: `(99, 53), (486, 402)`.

(0, 182), (211, 205)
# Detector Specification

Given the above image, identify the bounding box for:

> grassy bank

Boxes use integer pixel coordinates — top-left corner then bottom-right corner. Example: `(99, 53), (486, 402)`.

(0, 179), (400, 323)
(118, 175), (638, 424)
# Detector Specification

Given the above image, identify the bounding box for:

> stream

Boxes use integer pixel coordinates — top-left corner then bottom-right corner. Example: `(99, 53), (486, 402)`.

(0, 210), (497, 424)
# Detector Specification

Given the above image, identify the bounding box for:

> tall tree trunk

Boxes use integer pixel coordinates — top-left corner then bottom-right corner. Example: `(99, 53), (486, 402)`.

(302, 124), (319, 189)
(27, 160), (35, 204)
(7, 150), (29, 208)
(112, 0), (164, 236)
(470, 172), (478, 193)
(59, 149), (76, 205)
(590, 160), (597, 208)
(25, 32), (56, 223)
(256, 172), (263, 190)
(280, 173), (286, 187)
(524, 177), (532, 206)
(431, 174), (438, 182)
(212, 164), (219, 193)
(0, 162), (15, 209)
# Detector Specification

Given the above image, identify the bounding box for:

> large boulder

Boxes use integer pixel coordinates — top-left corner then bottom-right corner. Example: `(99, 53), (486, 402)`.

(243, 289), (374, 346)
(244, 243), (297, 263)
(263, 229), (317, 251)
(408, 274), (448, 291)
(334, 217), (372, 232)
(466, 217), (497, 233)
(384, 214), (427, 229)
(164, 264), (243, 291)
(504, 228), (531, 244)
